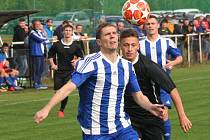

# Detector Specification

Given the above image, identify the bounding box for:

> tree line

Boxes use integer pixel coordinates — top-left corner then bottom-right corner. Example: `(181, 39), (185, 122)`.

(0, 0), (209, 16)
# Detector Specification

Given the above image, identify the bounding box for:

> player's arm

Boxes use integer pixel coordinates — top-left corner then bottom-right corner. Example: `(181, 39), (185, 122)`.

(132, 91), (164, 118)
(127, 62), (164, 118)
(34, 81), (76, 124)
(165, 56), (183, 70)
(48, 44), (57, 70)
(165, 39), (183, 70)
(141, 55), (192, 132)
(48, 58), (57, 70)
(170, 89), (192, 132)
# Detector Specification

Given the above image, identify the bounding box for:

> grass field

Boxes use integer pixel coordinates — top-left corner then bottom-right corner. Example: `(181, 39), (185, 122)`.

(0, 64), (210, 140)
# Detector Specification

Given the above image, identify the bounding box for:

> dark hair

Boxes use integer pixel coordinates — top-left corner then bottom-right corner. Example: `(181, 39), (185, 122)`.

(76, 24), (82, 28)
(62, 20), (70, 25)
(62, 24), (73, 31)
(19, 18), (25, 22)
(148, 15), (158, 20)
(96, 22), (116, 39)
(2, 42), (9, 48)
(46, 19), (53, 23)
(161, 19), (168, 24)
(189, 21), (194, 27)
(120, 29), (138, 40)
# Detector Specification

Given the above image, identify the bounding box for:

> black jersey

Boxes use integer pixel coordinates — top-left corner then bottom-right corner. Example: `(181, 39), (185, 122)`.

(48, 40), (83, 72)
(124, 53), (176, 125)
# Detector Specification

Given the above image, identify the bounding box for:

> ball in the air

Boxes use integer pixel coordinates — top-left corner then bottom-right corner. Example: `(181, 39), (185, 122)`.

(122, 0), (151, 25)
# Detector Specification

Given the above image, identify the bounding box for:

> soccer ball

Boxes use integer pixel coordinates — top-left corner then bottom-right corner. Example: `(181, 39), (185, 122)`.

(122, 0), (150, 26)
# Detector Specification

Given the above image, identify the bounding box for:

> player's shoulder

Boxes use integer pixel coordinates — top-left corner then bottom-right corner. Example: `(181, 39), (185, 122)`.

(76, 52), (101, 73)
(120, 57), (134, 71)
(120, 57), (133, 65)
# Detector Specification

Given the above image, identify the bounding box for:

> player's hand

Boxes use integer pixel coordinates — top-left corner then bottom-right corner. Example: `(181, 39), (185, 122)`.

(34, 109), (49, 124)
(71, 56), (80, 69)
(51, 64), (58, 70)
(165, 60), (174, 70)
(149, 104), (164, 119)
(180, 116), (192, 133)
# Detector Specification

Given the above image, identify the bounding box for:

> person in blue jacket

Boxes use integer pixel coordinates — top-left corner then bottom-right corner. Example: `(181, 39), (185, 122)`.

(29, 20), (50, 89)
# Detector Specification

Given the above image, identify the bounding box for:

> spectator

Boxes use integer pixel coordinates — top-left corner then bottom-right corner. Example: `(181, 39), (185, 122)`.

(196, 20), (210, 62)
(0, 43), (22, 91)
(12, 18), (28, 76)
(116, 21), (125, 35)
(132, 24), (145, 39)
(44, 19), (54, 50)
(53, 20), (70, 41)
(42, 19), (54, 77)
(74, 24), (86, 54)
(29, 20), (50, 89)
(159, 19), (172, 35)
(206, 15), (210, 29)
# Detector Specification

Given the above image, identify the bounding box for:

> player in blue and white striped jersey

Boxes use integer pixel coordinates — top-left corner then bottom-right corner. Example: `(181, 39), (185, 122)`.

(139, 16), (183, 140)
(34, 23), (164, 140)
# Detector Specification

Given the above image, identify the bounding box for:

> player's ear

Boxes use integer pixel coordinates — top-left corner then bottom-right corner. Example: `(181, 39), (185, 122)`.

(96, 39), (101, 47)
(157, 23), (160, 29)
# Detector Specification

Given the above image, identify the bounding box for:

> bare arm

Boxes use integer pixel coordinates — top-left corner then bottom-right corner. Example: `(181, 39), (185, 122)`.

(132, 91), (164, 118)
(170, 88), (192, 132)
(34, 81), (77, 124)
(48, 58), (57, 70)
(166, 56), (183, 70)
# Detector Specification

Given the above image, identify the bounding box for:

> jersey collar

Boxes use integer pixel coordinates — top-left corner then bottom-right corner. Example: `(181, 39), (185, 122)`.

(99, 51), (120, 66)
(61, 39), (73, 46)
(132, 53), (139, 65)
(145, 35), (161, 43)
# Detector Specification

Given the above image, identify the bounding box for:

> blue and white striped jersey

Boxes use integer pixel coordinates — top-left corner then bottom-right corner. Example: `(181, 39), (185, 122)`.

(139, 35), (181, 70)
(71, 51), (141, 135)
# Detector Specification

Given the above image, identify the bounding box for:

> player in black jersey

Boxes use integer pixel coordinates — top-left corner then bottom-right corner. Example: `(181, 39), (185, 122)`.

(120, 29), (192, 140)
(48, 24), (83, 118)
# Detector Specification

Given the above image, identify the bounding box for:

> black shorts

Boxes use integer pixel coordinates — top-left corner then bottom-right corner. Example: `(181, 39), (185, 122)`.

(54, 70), (72, 90)
(132, 121), (163, 140)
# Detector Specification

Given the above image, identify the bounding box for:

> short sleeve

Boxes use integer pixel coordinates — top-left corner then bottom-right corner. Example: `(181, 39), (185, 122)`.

(167, 39), (182, 58)
(71, 57), (95, 87)
(126, 63), (141, 94)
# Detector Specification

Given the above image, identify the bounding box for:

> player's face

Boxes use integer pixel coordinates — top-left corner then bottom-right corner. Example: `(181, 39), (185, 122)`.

(34, 21), (42, 30)
(97, 26), (118, 52)
(2, 47), (9, 53)
(144, 18), (159, 36)
(19, 21), (26, 28)
(120, 37), (139, 62)
(63, 27), (73, 38)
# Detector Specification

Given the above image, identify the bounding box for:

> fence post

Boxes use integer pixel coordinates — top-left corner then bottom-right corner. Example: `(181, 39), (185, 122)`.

(86, 40), (90, 55)
(187, 35), (191, 67)
(198, 34), (202, 63)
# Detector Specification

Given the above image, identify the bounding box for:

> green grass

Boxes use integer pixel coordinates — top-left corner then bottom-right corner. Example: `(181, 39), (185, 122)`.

(0, 64), (210, 140)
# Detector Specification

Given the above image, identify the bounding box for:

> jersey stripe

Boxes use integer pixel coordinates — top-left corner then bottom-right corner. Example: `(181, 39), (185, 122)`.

(78, 53), (101, 73)
(145, 40), (151, 60)
(156, 39), (163, 68)
(119, 61), (131, 128)
(100, 59), (111, 134)
(91, 60), (104, 135)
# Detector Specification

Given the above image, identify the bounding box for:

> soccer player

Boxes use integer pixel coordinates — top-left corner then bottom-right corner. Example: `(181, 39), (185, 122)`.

(48, 24), (83, 118)
(34, 23), (164, 140)
(139, 15), (183, 140)
(120, 29), (192, 140)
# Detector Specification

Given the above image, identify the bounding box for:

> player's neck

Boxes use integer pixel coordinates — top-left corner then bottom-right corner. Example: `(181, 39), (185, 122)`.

(101, 49), (118, 63)
(63, 37), (73, 45)
(147, 34), (159, 42)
